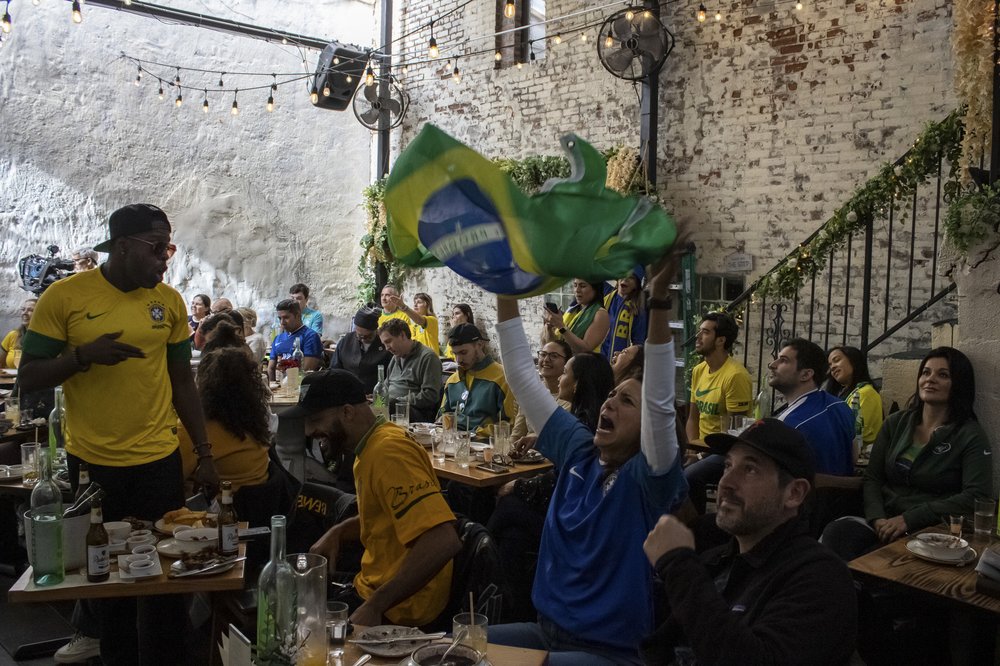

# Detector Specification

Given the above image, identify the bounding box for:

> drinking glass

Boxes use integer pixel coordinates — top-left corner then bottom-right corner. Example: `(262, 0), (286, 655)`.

(949, 514), (963, 538)
(431, 429), (447, 463)
(393, 400), (410, 428)
(4, 395), (19, 426)
(274, 367), (285, 394)
(727, 415), (754, 437)
(326, 601), (349, 659)
(20, 408), (32, 426)
(453, 612), (488, 655)
(483, 439), (495, 465)
(974, 498), (996, 537)
(21, 443), (40, 487)
(493, 420), (511, 456)
(454, 431), (472, 469)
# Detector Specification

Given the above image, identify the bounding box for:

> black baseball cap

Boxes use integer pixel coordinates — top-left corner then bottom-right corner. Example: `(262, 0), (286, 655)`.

(705, 418), (816, 483)
(448, 323), (484, 346)
(283, 370), (368, 417)
(94, 204), (172, 253)
(354, 307), (380, 331)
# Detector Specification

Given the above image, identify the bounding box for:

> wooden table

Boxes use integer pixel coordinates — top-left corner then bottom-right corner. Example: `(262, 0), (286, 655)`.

(848, 528), (1000, 615)
(430, 453), (552, 488)
(8, 541), (247, 603)
(342, 629), (547, 666)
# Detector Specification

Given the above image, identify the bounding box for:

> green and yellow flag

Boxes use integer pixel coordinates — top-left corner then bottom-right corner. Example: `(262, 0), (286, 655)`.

(384, 124), (677, 298)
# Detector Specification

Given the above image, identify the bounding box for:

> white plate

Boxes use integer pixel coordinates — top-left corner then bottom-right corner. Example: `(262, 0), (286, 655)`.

(117, 554), (163, 580)
(0, 464), (26, 481)
(1, 369), (16, 377)
(156, 538), (185, 558)
(168, 560), (235, 577)
(355, 625), (433, 658)
(154, 515), (215, 535)
(906, 539), (977, 566)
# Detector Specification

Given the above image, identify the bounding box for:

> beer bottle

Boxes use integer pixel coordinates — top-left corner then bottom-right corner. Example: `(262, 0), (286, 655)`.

(75, 463), (91, 501)
(86, 497), (110, 583)
(218, 481), (239, 556)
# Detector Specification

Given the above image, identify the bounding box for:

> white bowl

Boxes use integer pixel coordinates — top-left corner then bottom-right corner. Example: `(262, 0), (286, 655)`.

(914, 533), (970, 561)
(132, 544), (157, 557)
(172, 525), (194, 537)
(174, 527), (218, 554)
(104, 521), (132, 541)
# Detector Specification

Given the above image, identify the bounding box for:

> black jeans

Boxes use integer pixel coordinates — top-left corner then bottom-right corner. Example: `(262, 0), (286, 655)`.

(68, 450), (187, 666)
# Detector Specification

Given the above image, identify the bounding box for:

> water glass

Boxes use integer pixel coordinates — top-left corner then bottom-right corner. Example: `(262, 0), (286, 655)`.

(483, 439), (495, 464)
(21, 443), (40, 487)
(326, 601), (349, 659)
(393, 400), (410, 428)
(975, 498), (996, 537)
(453, 612), (488, 655)
(493, 420), (511, 456)
(454, 431), (472, 469)
(4, 395), (19, 426)
(727, 414), (754, 436)
(431, 429), (447, 463)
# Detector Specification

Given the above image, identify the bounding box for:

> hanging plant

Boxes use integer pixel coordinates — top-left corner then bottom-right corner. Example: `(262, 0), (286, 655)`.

(944, 182), (1000, 256)
(952, 0), (994, 178)
(357, 177), (410, 305)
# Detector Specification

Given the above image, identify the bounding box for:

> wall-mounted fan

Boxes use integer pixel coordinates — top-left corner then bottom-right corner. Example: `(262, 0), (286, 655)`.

(352, 77), (408, 130)
(597, 7), (674, 81)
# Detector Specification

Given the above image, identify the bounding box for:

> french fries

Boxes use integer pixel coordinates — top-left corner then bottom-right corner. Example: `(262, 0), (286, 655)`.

(163, 507), (207, 527)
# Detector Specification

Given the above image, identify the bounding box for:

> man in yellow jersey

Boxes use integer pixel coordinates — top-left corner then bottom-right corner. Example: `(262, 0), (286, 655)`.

(302, 370), (461, 627)
(377, 284), (410, 328)
(20, 204), (218, 666)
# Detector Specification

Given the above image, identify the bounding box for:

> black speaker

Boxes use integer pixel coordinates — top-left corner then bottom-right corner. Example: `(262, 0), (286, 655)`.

(312, 42), (369, 111)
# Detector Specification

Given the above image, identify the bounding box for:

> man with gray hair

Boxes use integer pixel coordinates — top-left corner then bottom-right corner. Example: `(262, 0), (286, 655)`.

(72, 247), (99, 272)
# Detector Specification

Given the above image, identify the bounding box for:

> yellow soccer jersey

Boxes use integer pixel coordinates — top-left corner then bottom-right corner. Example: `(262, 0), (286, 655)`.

(690, 356), (753, 439)
(23, 269), (191, 466)
(410, 314), (440, 356)
(377, 309), (410, 329)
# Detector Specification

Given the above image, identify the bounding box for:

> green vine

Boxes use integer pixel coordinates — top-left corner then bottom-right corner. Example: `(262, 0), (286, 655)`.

(944, 182), (1000, 254)
(356, 145), (648, 305)
(753, 109), (966, 301)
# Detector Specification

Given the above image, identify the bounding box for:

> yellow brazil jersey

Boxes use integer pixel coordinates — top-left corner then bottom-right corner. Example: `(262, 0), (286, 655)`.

(690, 356), (753, 439)
(353, 420), (455, 626)
(410, 314), (440, 356)
(22, 268), (191, 466)
(1, 330), (22, 368)
(377, 309), (410, 329)
(846, 383), (883, 448)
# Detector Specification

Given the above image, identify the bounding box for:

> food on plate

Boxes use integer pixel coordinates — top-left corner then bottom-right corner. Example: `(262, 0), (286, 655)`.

(163, 507), (208, 527)
(180, 546), (220, 568)
(120, 516), (148, 532)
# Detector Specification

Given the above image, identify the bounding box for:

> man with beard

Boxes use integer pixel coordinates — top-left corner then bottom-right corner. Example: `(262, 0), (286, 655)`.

(640, 419), (857, 665)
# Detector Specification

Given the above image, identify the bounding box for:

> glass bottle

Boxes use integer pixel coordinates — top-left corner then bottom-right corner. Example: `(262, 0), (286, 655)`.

(753, 387), (772, 420)
(29, 448), (64, 586)
(849, 391), (865, 461)
(256, 515), (293, 665)
(48, 385), (65, 461)
(372, 365), (389, 420)
(288, 338), (304, 394)
(218, 481), (239, 557)
(75, 462), (91, 501)
(86, 496), (110, 583)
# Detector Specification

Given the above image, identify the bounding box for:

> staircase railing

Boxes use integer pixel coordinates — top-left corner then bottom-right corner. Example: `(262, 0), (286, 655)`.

(696, 111), (966, 389)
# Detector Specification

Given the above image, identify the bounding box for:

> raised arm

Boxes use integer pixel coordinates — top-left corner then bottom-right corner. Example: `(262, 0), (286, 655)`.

(495, 297), (559, 434)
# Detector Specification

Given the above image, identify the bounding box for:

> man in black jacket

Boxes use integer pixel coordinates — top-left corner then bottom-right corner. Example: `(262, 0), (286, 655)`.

(329, 306), (392, 393)
(641, 418), (858, 665)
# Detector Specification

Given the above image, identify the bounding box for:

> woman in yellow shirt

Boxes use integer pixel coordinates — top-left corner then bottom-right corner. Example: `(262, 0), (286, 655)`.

(384, 291), (441, 355)
(826, 345), (883, 459)
(0, 298), (36, 369)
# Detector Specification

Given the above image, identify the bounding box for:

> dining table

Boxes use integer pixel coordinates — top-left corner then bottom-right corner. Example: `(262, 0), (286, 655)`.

(430, 452), (552, 489)
(341, 626), (548, 666)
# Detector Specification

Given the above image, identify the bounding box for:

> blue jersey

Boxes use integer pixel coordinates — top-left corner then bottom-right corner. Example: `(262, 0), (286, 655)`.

(601, 291), (646, 359)
(532, 409), (687, 651)
(270, 325), (323, 363)
(779, 390), (855, 475)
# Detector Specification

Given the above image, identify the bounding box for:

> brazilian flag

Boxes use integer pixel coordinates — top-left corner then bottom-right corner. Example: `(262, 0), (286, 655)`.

(384, 124), (678, 298)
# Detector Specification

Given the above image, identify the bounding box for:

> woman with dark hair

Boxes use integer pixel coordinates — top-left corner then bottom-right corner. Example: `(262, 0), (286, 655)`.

(601, 266), (647, 360)
(821, 346), (992, 560)
(511, 339), (573, 440)
(188, 294), (211, 339)
(178, 346), (270, 492)
(444, 303), (474, 359)
(558, 352), (616, 433)
(825, 345), (883, 459)
(612, 343), (644, 385)
(542, 279), (610, 354)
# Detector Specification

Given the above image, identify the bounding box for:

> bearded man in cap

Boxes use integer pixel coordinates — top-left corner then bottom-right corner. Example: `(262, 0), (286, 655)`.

(639, 418), (857, 665)
(20, 203), (218, 665)
(329, 306), (392, 393)
(302, 370), (461, 627)
(440, 323), (517, 438)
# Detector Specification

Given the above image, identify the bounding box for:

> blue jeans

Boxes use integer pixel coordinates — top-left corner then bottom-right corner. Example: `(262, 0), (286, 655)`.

(489, 616), (644, 665)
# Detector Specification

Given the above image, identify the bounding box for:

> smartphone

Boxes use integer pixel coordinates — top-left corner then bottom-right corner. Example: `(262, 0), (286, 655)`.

(544, 302), (560, 314)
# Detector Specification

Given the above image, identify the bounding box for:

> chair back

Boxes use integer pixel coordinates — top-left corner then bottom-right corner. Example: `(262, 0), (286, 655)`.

(433, 516), (509, 629)
(232, 448), (302, 527)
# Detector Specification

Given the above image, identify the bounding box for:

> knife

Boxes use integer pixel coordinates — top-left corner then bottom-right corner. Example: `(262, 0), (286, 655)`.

(168, 556), (246, 578)
(348, 631), (446, 645)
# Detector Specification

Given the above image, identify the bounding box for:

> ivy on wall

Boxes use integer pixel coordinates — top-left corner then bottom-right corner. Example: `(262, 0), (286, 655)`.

(356, 146), (651, 305)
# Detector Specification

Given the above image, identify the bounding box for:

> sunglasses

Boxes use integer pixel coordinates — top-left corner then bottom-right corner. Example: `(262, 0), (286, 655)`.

(129, 236), (177, 259)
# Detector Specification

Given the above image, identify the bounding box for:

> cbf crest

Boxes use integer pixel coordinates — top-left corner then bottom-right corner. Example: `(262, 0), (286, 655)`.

(147, 300), (168, 329)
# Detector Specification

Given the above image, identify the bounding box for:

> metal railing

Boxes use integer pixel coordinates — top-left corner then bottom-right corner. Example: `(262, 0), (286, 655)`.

(697, 123), (962, 389)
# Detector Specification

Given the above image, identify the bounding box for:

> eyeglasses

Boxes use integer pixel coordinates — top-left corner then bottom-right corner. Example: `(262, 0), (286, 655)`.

(537, 351), (566, 361)
(129, 236), (177, 259)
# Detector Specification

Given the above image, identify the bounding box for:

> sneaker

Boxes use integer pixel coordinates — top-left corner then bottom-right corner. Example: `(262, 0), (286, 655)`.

(54, 633), (101, 664)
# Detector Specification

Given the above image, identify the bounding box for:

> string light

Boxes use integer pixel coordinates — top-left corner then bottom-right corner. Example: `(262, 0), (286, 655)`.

(175, 90), (183, 108)
(696, 3), (707, 22)
(134, 66), (142, 86)
(158, 81), (164, 100)
(333, 56), (340, 65)
(625, 10), (634, 20)
(401, 62), (409, 75)
(323, 82), (331, 96)
(604, 34), (614, 48)
(452, 57), (461, 82)
(2, 3), (12, 35)
(231, 90), (239, 116)
(32, 0), (39, 6)
(516, 60), (523, 69)
(174, 68), (181, 87)
(554, 34), (562, 44)
(71, 0), (82, 23)
(310, 84), (319, 104)
(428, 20), (439, 58)
(715, 9), (722, 20)
(123, 0), (131, 5)
(202, 89), (209, 112)
(530, 44), (536, 62)
(365, 64), (375, 87)
(494, 50), (502, 61)
(795, 0), (803, 8)
(218, 73), (225, 87)
(503, 0), (515, 19)
(266, 76), (276, 112)
(580, 32), (587, 42)
(345, 74), (352, 83)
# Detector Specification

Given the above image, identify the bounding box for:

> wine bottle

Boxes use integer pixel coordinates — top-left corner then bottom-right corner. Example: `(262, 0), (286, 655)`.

(256, 515), (294, 665)
(372, 365), (389, 420)
(218, 481), (239, 557)
(48, 385), (66, 461)
(75, 463), (91, 501)
(63, 482), (105, 519)
(30, 449), (64, 586)
(86, 496), (110, 583)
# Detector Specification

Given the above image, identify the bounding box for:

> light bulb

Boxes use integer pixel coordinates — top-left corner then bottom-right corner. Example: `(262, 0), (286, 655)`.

(715, 10), (722, 20)
(32, 0), (40, 6)
(333, 56), (340, 65)
(158, 85), (164, 100)
(401, 64), (409, 75)
(795, 1), (803, 8)
(231, 99), (239, 116)
(604, 35), (614, 48)
(124, 0), (131, 5)
(554, 34), (562, 44)
(323, 84), (331, 96)
(365, 66), (375, 87)
(516, 61), (523, 69)
(266, 95), (274, 112)
(281, 37), (287, 44)
(625, 10), (634, 20)
(310, 85), (319, 104)
(580, 33), (587, 42)
(503, 0), (515, 18)
(345, 74), (352, 83)
(134, 75), (141, 86)
(697, 3), (707, 21)
(428, 37), (439, 59)
(644, 10), (652, 17)
(202, 98), (209, 112)
(495, 51), (502, 61)
(71, 0), (82, 23)
(452, 65), (460, 82)
(2, 10), (11, 34)
(175, 92), (183, 108)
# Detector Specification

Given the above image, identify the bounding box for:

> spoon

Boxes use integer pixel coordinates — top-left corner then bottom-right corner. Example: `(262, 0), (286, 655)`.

(436, 628), (467, 666)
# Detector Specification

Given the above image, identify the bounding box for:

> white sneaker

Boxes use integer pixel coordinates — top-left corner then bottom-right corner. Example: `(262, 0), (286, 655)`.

(53, 633), (101, 663)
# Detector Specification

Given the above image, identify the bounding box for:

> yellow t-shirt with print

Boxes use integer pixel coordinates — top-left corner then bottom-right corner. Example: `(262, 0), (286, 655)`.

(690, 356), (753, 439)
(22, 268), (191, 466)
(353, 420), (454, 626)
(410, 314), (440, 356)
(846, 383), (883, 448)
(1, 330), (22, 368)
(377, 309), (410, 329)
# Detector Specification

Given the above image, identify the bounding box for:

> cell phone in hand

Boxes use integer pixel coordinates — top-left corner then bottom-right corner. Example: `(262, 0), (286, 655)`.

(544, 302), (560, 314)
